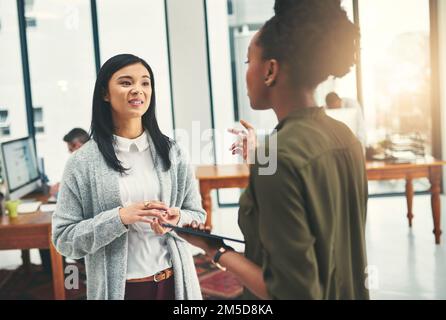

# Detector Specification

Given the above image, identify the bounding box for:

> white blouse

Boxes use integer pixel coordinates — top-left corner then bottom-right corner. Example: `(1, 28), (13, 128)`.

(113, 131), (172, 280)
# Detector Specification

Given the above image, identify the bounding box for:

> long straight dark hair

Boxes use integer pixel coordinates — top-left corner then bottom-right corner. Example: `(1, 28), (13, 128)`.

(90, 54), (172, 174)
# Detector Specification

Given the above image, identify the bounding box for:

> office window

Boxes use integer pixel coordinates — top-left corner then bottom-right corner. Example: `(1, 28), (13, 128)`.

(359, 0), (431, 194)
(25, 0), (96, 183)
(0, 0), (29, 142)
(96, 0), (174, 136)
(360, 0), (431, 147)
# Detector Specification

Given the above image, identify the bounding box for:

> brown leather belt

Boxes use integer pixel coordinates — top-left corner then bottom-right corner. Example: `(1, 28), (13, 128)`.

(126, 268), (174, 283)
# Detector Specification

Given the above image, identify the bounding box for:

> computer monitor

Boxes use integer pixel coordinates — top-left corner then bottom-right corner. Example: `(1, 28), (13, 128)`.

(0, 136), (41, 200)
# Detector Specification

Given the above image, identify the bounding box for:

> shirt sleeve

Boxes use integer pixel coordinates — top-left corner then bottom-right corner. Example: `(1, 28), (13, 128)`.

(252, 156), (323, 299)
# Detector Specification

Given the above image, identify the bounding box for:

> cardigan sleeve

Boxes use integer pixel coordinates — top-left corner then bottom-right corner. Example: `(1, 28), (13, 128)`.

(51, 156), (128, 259)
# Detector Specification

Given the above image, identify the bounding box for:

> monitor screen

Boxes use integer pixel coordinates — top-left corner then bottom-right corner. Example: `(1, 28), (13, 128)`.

(1, 136), (40, 198)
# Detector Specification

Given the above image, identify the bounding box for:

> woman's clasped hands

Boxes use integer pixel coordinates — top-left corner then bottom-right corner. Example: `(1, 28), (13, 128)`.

(119, 200), (181, 235)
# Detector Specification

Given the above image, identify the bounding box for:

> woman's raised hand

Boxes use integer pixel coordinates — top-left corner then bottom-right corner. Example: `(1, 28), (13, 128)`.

(228, 119), (256, 163)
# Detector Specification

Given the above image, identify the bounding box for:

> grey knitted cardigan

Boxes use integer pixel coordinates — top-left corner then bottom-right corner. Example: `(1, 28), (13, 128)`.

(52, 134), (206, 300)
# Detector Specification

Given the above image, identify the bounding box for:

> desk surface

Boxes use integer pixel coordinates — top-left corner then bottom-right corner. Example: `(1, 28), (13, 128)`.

(366, 158), (446, 170)
(196, 159), (446, 179)
(0, 193), (52, 229)
(0, 211), (52, 229)
(195, 164), (250, 180)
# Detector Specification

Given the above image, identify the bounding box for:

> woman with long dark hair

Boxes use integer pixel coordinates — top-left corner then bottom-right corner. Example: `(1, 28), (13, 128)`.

(52, 54), (205, 300)
(176, 0), (369, 299)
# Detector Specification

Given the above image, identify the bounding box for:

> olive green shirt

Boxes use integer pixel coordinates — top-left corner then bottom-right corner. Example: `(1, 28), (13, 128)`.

(238, 107), (369, 300)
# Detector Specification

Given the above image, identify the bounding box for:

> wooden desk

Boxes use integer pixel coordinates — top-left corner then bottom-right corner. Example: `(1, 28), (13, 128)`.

(0, 193), (65, 299)
(196, 159), (445, 244)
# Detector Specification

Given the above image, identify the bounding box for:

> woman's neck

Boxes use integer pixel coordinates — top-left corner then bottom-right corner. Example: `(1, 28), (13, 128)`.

(113, 118), (144, 139)
(271, 87), (317, 122)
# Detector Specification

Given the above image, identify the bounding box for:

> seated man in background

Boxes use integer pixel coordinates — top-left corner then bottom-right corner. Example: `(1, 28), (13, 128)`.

(325, 91), (367, 149)
(49, 128), (90, 198)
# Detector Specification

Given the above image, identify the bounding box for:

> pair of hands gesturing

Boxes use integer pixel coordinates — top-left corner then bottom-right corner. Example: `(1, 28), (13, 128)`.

(118, 200), (181, 235)
(119, 120), (256, 244)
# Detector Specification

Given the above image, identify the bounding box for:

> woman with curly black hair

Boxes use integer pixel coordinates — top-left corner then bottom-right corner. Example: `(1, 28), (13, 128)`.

(172, 0), (369, 300)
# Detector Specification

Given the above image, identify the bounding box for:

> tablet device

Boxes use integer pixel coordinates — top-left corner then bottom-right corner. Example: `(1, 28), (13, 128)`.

(162, 223), (245, 244)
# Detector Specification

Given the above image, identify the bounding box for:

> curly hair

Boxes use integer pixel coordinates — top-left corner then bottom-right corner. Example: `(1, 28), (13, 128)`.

(257, 0), (360, 88)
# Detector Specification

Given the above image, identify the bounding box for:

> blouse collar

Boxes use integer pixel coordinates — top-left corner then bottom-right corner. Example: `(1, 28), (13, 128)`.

(113, 130), (149, 152)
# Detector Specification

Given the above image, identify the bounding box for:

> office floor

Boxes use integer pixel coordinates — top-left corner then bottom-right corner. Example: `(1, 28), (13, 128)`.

(1, 195), (445, 300)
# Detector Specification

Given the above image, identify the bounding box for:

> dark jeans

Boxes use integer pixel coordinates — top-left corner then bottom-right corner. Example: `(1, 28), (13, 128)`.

(124, 276), (175, 300)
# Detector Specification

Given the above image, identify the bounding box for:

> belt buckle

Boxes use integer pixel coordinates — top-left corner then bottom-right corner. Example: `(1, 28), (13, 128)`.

(154, 270), (165, 283)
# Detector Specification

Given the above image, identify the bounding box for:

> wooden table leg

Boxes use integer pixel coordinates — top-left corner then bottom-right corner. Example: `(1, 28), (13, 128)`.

(429, 167), (442, 244)
(200, 182), (213, 229)
(21, 249), (31, 273)
(405, 177), (414, 227)
(48, 229), (65, 300)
